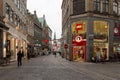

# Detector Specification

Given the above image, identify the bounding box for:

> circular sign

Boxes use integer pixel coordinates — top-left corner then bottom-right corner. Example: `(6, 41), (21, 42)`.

(75, 36), (82, 42)
(114, 27), (118, 34)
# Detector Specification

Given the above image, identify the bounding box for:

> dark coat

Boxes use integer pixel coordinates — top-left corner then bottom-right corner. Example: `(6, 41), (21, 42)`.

(17, 50), (24, 60)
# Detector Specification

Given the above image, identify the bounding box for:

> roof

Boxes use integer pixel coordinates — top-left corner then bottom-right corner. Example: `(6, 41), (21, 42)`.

(38, 17), (48, 28)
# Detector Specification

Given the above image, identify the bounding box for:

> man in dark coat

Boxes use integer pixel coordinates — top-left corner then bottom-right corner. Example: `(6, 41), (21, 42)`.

(17, 49), (24, 67)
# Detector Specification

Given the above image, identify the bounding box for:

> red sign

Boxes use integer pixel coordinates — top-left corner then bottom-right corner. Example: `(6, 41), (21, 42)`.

(64, 44), (68, 49)
(44, 39), (49, 43)
(76, 24), (82, 31)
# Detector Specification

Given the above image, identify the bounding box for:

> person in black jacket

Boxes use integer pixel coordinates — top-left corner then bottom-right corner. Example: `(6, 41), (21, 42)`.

(17, 49), (24, 67)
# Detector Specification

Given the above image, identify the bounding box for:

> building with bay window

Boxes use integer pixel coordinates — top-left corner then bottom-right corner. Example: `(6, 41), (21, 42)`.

(62, 0), (120, 62)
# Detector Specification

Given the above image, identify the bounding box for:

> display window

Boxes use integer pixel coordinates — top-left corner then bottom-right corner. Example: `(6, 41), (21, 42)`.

(72, 44), (86, 61)
(93, 21), (109, 60)
(7, 34), (16, 60)
(113, 43), (120, 57)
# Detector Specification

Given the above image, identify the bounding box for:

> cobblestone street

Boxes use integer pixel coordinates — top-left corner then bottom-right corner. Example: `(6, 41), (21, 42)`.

(0, 54), (120, 80)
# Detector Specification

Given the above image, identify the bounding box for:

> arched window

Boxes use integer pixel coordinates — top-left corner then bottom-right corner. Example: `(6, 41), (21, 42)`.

(113, 1), (118, 15)
(102, 0), (109, 13)
(94, 0), (101, 12)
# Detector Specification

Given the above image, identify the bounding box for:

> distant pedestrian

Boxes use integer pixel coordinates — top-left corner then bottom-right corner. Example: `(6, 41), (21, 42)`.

(53, 51), (56, 57)
(59, 51), (61, 56)
(17, 49), (24, 67)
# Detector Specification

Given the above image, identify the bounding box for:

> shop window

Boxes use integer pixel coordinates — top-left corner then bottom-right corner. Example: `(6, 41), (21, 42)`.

(93, 21), (109, 60)
(94, 21), (108, 40)
(72, 21), (86, 39)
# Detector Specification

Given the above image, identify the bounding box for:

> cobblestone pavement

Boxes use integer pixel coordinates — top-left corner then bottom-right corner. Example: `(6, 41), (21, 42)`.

(0, 54), (120, 80)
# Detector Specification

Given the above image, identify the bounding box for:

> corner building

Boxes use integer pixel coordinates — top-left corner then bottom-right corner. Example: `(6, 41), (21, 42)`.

(61, 0), (120, 62)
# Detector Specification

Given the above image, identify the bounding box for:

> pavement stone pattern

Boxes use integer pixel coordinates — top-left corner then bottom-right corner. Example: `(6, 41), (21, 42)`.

(0, 54), (120, 80)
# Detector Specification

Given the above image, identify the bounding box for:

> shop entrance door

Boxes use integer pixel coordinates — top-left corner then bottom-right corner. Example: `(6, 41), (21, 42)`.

(72, 41), (86, 61)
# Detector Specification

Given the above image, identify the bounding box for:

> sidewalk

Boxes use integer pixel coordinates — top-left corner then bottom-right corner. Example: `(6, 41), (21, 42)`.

(0, 58), (29, 69)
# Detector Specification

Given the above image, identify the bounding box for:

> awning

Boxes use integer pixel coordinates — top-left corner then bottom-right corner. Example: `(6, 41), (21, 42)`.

(0, 21), (9, 31)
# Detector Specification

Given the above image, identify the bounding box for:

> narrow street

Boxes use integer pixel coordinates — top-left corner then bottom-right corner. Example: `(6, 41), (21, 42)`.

(0, 54), (120, 80)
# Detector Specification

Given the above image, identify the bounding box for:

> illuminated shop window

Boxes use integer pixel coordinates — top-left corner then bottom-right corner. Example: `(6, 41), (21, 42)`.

(93, 21), (109, 60)
(72, 21), (86, 39)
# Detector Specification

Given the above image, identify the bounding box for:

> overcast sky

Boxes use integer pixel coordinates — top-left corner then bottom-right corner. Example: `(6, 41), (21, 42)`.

(27, 0), (62, 39)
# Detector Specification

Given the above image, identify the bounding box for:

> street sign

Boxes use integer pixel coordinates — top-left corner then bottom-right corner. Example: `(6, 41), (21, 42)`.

(64, 44), (68, 49)
(44, 39), (49, 43)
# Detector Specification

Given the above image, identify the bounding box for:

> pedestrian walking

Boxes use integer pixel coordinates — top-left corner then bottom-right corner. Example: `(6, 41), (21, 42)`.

(96, 48), (101, 63)
(17, 49), (24, 67)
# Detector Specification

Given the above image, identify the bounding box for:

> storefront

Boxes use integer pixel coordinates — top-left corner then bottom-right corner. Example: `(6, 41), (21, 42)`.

(93, 21), (109, 60)
(4, 23), (28, 61)
(5, 32), (27, 61)
(71, 21), (86, 61)
(70, 19), (110, 62)
(0, 20), (9, 58)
